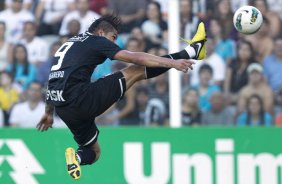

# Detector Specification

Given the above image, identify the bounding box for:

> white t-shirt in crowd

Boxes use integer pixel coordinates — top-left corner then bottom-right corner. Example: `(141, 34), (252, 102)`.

(0, 9), (34, 43)
(190, 53), (226, 86)
(40, 0), (75, 24)
(9, 101), (45, 128)
(59, 10), (100, 35)
(20, 37), (49, 64)
(0, 42), (9, 71)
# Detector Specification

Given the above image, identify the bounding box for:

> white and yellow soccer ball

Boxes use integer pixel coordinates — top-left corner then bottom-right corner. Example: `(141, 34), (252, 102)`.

(233, 5), (263, 34)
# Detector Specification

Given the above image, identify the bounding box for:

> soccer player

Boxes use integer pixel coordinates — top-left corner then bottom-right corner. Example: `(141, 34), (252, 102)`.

(36, 14), (206, 179)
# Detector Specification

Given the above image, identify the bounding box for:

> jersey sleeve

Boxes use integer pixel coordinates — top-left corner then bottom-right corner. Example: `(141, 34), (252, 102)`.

(92, 36), (122, 60)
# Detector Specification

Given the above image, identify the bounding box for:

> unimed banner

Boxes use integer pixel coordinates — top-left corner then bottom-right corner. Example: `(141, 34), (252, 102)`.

(0, 127), (282, 184)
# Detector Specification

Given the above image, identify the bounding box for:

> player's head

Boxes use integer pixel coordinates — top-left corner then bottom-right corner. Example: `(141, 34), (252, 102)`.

(88, 14), (121, 42)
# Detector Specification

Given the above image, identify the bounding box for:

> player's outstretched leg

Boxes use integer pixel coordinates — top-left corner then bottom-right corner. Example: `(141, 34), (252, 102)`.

(121, 23), (206, 89)
(145, 22), (207, 79)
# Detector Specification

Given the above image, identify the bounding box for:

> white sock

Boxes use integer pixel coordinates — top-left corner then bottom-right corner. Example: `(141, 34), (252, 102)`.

(184, 45), (196, 59)
(76, 153), (81, 164)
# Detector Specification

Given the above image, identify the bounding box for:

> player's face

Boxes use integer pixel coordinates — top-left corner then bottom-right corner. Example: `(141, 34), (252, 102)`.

(99, 30), (118, 43)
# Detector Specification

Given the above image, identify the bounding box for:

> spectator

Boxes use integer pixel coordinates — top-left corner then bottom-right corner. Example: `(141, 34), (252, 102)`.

(107, 0), (147, 33)
(182, 88), (201, 126)
(0, 108), (3, 127)
(89, 0), (107, 15)
(189, 39), (226, 87)
(244, 17), (274, 63)
(7, 44), (36, 90)
(250, 0), (281, 38)
(236, 94), (273, 126)
(237, 63), (273, 114)
(141, 1), (168, 48)
(130, 27), (153, 51)
(263, 36), (282, 92)
(0, 0), (34, 43)
(125, 37), (145, 53)
(209, 18), (236, 63)
(193, 64), (220, 112)
(148, 73), (169, 121)
(214, 0), (238, 40)
(0, 21), (10, 71)
(36, 41), (61, 86)
(59, 0), (100, 36)
(5, 0), (32, 11)
(179, 0), (199, 40)
(144, 98), (166, 126)
(66, 19), (81, 37)
(19, 21), (49, 67)
(135, 86), (149, 125)
(224, 40), (256, 104)
(0, 71), (19, 125)
(9, 81), (45, 127)
(35, 0), (76, 35)
(201, 91), (233, 126)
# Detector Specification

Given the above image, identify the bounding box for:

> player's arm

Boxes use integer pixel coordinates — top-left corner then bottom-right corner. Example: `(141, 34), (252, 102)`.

(114, 50), (194, 72)
(36, 103), (54, 132)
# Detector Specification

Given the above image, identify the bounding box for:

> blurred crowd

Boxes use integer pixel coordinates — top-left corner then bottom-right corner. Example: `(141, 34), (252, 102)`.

(0, 0), (282, 128)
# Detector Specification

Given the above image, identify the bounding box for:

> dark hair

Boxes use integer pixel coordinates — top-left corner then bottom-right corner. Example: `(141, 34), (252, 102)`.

(11, 44), (29, 77)
(198, 64), (213, 75)
(237, 39), (256, 65)
(246, 94), (265, 125)
(147, 1), (162, 22)
(88, 14), (121, 33)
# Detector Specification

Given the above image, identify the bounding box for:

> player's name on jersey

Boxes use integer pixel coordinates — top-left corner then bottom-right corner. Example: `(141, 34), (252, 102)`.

(49, 71), (65, 80)
(46, 90), (65, 102)
(69, 34), (89, 42)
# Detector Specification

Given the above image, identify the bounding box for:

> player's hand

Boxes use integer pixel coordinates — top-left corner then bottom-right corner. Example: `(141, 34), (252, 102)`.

(174, 59), (195, 73)
(36, 113), (54, 132)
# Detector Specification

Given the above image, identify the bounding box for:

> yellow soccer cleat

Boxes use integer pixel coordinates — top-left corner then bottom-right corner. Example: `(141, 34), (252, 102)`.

(181, 22), (207, 60)
(65, 147), (81, 180)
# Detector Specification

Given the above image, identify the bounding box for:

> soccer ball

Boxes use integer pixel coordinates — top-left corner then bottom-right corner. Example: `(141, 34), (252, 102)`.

(233, 6), (263, 34)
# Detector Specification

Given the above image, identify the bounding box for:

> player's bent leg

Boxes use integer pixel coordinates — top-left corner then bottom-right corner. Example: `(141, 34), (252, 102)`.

(90, 141), (101, 163)
(121, 65), (146, 90)
(65, 147), (81, 180)
(76, 141), (101, 165)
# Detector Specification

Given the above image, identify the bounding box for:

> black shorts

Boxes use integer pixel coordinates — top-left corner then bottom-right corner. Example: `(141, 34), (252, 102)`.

(55, 72), (126, 147)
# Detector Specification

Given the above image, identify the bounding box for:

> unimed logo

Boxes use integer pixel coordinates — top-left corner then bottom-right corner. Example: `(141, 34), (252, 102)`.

(0, 139), (45, 184)
(123, 139), (282, 184)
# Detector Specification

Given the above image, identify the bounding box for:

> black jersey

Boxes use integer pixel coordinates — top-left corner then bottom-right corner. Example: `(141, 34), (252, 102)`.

(46, 32), (122, 106)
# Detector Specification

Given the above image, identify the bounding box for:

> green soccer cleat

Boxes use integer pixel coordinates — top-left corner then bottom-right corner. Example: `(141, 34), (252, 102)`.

(181, 22), (207, 60)
(65, 147), (81, 180)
